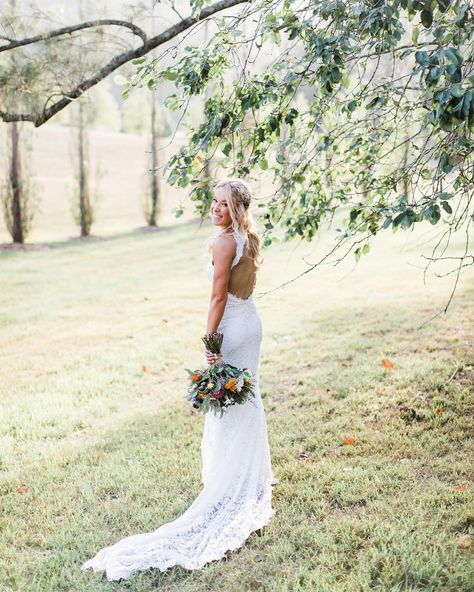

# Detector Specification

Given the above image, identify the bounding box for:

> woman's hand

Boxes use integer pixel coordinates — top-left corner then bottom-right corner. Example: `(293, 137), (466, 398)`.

(204, 349), (223, 365)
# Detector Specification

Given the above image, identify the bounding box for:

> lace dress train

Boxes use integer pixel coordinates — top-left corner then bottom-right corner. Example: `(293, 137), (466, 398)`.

(81, 230), (276, 581)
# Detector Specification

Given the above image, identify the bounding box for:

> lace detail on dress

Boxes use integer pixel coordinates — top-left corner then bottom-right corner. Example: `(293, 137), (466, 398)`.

(80, 233), (276, 581)
(231, 229), (246, 268)
(207, 229), (247, 272)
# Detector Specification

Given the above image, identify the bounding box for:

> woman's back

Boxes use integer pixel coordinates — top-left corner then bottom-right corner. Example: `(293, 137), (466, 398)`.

(227, 243), (257, 300)
(208, 229), (258, 301)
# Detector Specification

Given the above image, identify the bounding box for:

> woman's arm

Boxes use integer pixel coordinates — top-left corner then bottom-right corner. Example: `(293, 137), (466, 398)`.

(205, 234), (235, 335)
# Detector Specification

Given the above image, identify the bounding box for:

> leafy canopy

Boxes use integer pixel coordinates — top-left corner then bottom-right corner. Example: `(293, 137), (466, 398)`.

(133, 0), (473, 267)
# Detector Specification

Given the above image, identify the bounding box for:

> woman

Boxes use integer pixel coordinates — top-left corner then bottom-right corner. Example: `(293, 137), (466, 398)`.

(81, 178), (276, 582)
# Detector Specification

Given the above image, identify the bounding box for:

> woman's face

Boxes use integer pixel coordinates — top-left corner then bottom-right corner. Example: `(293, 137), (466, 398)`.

(210, 187), (232, 228)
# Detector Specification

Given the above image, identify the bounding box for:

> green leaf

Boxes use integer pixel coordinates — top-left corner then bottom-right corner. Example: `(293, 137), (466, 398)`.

(454, 4), (468, 24)
(415, 51), (429, 66)
(259, 159), (269, 171)
(427, 66), (442, 82)
(427, 204), (441, 225)
(366, 96), (384, 109)
(441, 201), (453, 214)
(161, 70), (178, 81)
(114, 74), (128, 87)
(437, 192), (452, 200)
(221, 140), (232, 157)
(445, 48), (462, 66)
(420, 9), (433, 28)
(440, 153), (453, 174)
(347, 100), (357, 112)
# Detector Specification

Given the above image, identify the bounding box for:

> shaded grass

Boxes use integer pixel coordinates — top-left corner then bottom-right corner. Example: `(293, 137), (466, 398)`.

(0, 220), (473, 592)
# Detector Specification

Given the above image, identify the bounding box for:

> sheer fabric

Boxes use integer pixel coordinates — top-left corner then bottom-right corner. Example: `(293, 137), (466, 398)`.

(81, 229), (275, 581)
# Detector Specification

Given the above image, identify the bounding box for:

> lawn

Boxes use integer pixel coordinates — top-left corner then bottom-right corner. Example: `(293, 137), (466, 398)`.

(0, 218), (473, 592)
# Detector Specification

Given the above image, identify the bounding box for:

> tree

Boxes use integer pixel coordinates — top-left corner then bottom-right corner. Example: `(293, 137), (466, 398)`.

(146, 87), (162, 227)
(0, 0), (249, 126)
(135, 0), (472, 304)
(76, 98), (94, 237)
(1, 0), (38, 244)
(1, 1), (473, 302)
(73, 0), (95, 238)
(1, 120), (38, 243)
(144, 0), (162, 228)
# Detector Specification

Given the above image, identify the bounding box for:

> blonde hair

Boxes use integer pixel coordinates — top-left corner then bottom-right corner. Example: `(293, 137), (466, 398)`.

(214, 177), (264, 269)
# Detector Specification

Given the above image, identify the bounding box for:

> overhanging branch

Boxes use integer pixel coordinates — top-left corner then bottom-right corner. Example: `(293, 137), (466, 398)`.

(0, 19), (148, 50)
(0, 0), (249, 127)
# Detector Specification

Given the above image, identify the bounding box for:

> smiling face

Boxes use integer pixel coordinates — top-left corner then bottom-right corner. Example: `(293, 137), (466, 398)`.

(210, 186), (233, 229)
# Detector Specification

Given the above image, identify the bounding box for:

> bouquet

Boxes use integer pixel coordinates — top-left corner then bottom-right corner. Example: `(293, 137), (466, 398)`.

(186, 332), (256, 417)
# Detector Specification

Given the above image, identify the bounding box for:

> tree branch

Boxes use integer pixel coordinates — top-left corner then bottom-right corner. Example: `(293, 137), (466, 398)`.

(0, 0), (249, 127)
(0, 19), (148, 50)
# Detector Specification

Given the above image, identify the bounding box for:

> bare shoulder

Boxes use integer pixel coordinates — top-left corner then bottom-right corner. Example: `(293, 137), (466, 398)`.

(211, 233), (236, 261)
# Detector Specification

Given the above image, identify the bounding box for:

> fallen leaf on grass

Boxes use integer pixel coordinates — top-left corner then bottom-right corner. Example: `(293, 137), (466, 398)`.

(452, 485), (467, 492)
(141, 365), (150, 373)
(16, 484), (27, 493)
(456, 535), (472, 549)
(381, 358), (396, 369)
(342, 436), (356, 445)
(398, 403), (422, 422)
(298, 450), (314, 462)
(436, 406), (445, 413)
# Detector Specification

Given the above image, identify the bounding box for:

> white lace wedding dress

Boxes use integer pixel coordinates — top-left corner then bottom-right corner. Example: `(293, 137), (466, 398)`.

(81, 229), (276, 581)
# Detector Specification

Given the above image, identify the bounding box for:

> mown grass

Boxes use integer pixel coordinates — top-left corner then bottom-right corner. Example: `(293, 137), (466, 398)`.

(0, 219), (473, 592)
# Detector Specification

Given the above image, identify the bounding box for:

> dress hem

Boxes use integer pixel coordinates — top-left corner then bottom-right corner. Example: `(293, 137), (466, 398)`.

(81, 503), (276, 582)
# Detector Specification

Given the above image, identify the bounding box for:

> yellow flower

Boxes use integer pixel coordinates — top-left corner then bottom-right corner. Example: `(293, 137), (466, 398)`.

(198, 392), (208, 398)
(225, 378), (238, 392)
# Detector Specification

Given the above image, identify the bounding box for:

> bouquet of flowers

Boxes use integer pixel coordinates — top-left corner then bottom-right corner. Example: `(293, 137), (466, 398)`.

(186, 332), (256, 417)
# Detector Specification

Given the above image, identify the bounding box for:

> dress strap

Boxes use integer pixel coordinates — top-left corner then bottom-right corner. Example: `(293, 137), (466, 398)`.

(231, 229), (247, 268)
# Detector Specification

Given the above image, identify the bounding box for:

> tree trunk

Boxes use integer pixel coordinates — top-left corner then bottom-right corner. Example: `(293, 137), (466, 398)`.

(8, 0), (24, 244)
(78, 101), (91, 237)
(149, 89), (160, 227)
(9, 121), (24, 243)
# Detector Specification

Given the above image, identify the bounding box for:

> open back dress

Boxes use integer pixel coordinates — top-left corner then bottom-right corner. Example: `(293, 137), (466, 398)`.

(81, 228), (276, 581)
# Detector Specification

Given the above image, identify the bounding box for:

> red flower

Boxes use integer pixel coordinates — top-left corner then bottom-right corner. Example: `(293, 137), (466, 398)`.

(212, 387), (226, 399)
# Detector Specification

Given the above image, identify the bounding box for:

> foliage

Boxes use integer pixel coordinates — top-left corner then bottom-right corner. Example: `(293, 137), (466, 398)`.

(132, 0), (473, 265)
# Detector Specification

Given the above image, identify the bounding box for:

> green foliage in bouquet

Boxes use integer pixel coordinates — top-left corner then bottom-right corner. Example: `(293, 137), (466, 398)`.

(185, 332), (256, 417)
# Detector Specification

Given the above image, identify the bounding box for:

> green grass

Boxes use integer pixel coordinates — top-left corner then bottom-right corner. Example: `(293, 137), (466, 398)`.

(0, 220), (473, 592)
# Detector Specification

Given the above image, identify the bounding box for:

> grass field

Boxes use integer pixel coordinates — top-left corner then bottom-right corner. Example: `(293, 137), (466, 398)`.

(0, 215), (473, 592)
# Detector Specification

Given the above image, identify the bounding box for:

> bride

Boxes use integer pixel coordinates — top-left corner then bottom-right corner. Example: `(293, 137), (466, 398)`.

(81, 177), (276, 581)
